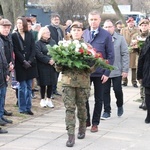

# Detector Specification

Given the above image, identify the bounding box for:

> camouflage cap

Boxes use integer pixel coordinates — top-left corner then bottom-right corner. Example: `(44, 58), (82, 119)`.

(0, 19), (12, 26)
(138, 19), (149, 26)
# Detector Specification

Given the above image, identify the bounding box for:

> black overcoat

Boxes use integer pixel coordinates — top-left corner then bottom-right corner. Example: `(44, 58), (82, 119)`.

(35, 38), (56, 86)
(12, 31), (38, 82)
(137, 36), (150, 88)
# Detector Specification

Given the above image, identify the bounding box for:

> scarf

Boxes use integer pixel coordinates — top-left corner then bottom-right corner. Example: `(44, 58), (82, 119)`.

(51, 24), (63, 41)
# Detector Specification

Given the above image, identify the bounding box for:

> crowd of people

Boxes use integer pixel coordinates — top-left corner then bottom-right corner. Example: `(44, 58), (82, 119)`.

(0, 10), (150, 147)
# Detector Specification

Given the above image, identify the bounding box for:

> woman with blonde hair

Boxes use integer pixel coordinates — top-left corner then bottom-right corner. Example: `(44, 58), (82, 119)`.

(35, 26), (56, 108)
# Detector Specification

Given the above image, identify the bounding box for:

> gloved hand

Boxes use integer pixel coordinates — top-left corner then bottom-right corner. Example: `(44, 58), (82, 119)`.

(23, 60), (31, 69)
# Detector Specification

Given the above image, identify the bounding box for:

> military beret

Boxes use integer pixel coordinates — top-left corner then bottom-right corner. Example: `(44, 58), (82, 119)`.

(138, 19), (149, 26)
(70, 21), (83, 29)
(0, 19), (12, 26)
(126, 17), (134, 23)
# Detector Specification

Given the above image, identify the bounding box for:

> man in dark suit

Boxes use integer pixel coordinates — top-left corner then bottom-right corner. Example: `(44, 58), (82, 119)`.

(83, 10), (114, 132)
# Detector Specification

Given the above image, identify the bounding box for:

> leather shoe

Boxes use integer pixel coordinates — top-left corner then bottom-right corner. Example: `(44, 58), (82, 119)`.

(133, 84), (138, 88)
(2, 117), (13, 124)
(122, 82), (127, 86)
(53, 91), (62, 96)
(117, 106), (124, 117)
(27, 110), (34, 115)
(4, 109), (13, 116)
(86, 122), (91, 127)
(0, 118), (7, 126)
(20, 111), (34, 115)
(0, 128), (8, 134)
(145, 116), (150, 124)
(20, 111), (28, 115)
(90, 125), (98, 132)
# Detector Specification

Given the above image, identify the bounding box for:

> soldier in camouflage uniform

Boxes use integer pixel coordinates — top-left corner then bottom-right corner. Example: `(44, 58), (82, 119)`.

(56, 21), (95, 147)
(131, 19), (150, 110)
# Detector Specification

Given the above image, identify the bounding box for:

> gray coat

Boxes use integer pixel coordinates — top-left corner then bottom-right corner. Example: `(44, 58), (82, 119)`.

(109, 32), (129, 78)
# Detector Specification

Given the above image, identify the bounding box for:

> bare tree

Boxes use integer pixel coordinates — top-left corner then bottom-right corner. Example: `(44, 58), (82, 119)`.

(0, 0), (25, 26)
(109, 0), (126, 24)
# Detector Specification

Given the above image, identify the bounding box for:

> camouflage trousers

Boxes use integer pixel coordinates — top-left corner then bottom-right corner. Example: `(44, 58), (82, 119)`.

(139, 80), (145, 101)
(140, 84), (145, 101)
(62, 86), (90, 135)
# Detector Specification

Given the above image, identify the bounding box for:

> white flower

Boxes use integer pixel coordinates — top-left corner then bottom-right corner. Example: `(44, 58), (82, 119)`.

(67, 40), (72, 45)
(73, 40), (80, 45)
(76, 43), (81, 49)
(136, 36), (146, 41)
(81, 43), (87, 49)
(75, 47), (79, 52)
(58, 40), (64, 45)
(63, 42), (69, 47)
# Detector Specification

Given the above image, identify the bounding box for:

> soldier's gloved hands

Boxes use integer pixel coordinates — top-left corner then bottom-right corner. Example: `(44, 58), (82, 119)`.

(23, 60), (31, 69)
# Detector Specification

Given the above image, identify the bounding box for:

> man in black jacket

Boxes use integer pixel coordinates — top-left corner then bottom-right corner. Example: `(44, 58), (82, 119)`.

(0, 34), (12, 126)
(47, 13), (64, 97)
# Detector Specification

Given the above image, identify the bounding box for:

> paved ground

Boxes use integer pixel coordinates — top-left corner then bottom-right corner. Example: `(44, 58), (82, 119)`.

(0, 73), (149, 150)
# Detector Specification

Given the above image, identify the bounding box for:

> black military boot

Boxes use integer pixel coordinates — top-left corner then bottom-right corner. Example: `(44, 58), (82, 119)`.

(77, 127), (86, 139)
(139, 101), (144, 109)
(142, 102), (147, 110)
(66, 134), (75, 147)
(139, 101), (147, 110)
(145, 109), (150, 123)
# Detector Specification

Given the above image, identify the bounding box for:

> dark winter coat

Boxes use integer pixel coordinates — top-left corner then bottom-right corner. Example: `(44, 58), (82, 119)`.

(0, 34), (14, 64)
(0, 38), (9, 88)
(35, 38), (57, 86)
(47, 25), (64, 44)
(12, 31), (38, 82)
(137, 35), (150, 87)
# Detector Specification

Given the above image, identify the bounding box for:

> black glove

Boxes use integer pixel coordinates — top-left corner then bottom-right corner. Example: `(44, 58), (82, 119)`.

(23, 60), (31, 69)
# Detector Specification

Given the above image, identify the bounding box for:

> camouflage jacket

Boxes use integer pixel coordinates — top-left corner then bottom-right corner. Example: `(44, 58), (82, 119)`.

(56, 65), (96, 88)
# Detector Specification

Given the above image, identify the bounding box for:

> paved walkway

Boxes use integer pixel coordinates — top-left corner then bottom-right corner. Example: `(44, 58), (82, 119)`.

(0, 76), (149, 150)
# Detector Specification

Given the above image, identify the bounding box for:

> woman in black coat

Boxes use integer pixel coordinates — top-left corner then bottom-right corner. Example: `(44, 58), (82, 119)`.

(35, 26), (56, 108)
(137, 35), (150, 123)
(12, 17), (38, 115)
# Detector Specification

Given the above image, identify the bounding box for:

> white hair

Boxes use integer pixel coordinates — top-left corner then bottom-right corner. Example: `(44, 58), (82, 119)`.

(38, 26), (49, 40)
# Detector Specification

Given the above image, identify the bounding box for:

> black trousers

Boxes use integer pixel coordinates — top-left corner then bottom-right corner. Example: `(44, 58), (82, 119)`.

(145, 87), (150, 118)
(40, 85), (53, 99)
(86, 77), (104, 125)
(103, 76), (123, 113)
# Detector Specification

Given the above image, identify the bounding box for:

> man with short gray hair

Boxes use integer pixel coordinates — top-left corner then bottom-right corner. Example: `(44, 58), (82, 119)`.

(101, 19), (129, 120)
(83, 10), (114, 132)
